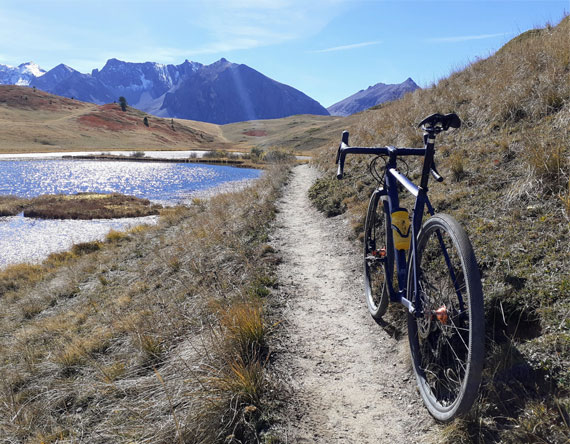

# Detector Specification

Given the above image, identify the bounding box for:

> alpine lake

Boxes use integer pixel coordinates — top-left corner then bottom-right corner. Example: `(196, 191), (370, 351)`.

(0, 152), (262, 267)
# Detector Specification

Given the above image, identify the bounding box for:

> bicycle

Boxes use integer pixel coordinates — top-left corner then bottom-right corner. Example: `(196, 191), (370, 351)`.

(335, 113), (484, 422)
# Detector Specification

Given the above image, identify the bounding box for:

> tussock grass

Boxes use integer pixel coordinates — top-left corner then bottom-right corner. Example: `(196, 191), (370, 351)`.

(0, 165), (289, 442)
(310, 16), (569, 443)
(0, 193), (162, 220)
(0, 195), (27, 216)
(24, 192), (162, 219)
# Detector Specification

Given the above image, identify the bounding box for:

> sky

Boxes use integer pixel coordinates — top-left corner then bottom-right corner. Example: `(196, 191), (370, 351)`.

(0, 0), (568, 108)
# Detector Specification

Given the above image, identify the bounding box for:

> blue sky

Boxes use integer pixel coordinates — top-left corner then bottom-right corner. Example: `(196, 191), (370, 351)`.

(0, 0), (567, 107)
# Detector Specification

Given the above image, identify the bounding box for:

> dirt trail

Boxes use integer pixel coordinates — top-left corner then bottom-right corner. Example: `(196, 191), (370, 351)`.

(270, 164), (435, 443)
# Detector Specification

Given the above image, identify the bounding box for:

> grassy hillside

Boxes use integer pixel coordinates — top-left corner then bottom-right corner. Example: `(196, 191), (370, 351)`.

(0, 85), (349, 155)
(221, 113), (355, 154)
(310, 16), (569, 443)
(0, 85), (230, 152)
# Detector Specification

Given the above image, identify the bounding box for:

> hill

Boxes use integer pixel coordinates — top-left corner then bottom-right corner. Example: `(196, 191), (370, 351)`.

(0, 85), (229, 153)
(327, 78), (420, 116)
(310, 16), (569, 443)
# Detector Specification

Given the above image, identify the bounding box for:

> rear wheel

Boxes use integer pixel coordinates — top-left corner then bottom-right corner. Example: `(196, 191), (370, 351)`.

(363, 191), (393, 319)
(407, 214), (484, 421)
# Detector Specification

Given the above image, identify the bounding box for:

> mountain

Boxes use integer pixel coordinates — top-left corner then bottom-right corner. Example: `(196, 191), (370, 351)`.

(158, 58), (329, 124)
(327, 78), (420, 116)
(0, 58), (330, 124)
(91, 58), (202, 111)
(31, 64), (115, 105)
(0, 62), (45, 86)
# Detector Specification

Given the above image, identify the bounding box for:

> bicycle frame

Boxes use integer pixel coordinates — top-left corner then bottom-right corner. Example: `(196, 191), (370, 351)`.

(336, 130), (452, 318)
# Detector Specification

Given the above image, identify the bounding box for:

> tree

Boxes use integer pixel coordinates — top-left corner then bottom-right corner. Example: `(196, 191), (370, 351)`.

(119, 96), (127, 112)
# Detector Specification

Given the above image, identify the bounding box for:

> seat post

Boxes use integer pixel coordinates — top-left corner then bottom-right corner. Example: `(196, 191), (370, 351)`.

(419, 129), (436, 190)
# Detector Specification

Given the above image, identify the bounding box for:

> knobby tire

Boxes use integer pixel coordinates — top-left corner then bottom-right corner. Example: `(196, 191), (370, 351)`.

(407, 214), (484, 422)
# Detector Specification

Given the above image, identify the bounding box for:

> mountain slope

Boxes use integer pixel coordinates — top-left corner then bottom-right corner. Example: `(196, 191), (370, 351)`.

(32, 64), (115, 105)
(160, 59), (329, 124)
(0, 85), (226, 152)
(310, 16), (569, 443)
(327, 78), (419, 116)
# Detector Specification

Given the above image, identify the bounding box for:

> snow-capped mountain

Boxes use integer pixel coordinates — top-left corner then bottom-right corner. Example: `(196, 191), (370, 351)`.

(328, 78), (420, 116)
(0, 62), (46, 86)
(0, 58), (329, 124)
(91, 58), (203, 111)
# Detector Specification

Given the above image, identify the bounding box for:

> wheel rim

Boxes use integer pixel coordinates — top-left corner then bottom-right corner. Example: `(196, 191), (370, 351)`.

(411, 226), (472, 411)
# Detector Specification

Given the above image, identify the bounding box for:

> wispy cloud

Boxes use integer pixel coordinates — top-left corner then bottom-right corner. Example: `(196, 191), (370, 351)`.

(0, 0), (351, 70)
(311, 41), (382, 53)
(185, 0), (350, 54)
(427, 32), (511, 43)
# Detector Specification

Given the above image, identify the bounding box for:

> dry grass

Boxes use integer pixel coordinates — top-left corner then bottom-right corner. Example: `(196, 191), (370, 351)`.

(0, 164), (290, 442)
(0, 195), (27, 216)
(23, 193), (162, 219)
(0, 85), (231, 152)
(0, 193), (162, 220)
(310, 16), (569, 444)
(0, 84), (349, 154)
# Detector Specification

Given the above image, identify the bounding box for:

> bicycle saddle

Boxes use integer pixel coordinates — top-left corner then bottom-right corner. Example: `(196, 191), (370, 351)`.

(418, 113), (461, 131)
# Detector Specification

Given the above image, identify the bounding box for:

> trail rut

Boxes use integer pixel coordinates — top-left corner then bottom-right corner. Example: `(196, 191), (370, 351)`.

(270, 164), (435, 443)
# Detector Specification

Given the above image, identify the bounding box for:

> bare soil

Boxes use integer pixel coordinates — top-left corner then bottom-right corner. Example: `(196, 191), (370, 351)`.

(270, 164), (436, 442)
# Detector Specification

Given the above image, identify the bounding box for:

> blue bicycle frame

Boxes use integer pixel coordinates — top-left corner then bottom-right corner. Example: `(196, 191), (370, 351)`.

(336, 129), (451, 318)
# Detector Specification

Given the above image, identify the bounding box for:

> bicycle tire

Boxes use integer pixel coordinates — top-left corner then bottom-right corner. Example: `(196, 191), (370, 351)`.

(407, 214), (484, 421)
(363, 191), (393, 319)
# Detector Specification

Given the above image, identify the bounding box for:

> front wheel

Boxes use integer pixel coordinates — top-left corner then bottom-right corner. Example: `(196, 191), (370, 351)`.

(407, 214), (484, 422)
(363, 191), (393, 319)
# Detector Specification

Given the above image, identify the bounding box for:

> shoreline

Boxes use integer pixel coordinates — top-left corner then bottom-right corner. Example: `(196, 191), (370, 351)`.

(63, 153), (263, 169)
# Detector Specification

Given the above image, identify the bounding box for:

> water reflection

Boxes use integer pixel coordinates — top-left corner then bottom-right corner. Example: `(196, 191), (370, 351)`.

(0, 213), (157, 268)
(0, 159), (261, 204)
(0, 159), (262, 267)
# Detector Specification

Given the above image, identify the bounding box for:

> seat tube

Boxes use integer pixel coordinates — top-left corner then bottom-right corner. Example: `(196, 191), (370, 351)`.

(410, 131), (436, 314)
(385, 148), (408, 297)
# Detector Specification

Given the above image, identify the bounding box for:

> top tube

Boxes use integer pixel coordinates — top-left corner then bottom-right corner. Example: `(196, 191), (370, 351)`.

(339, 146), (426, 156)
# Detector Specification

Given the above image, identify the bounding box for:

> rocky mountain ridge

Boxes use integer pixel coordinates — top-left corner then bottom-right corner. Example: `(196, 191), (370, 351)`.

(0, 58), (329, 124)
(327, 78), (420, 116)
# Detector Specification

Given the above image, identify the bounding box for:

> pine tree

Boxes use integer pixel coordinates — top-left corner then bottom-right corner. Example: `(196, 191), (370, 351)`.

(119, 96), (127, 112)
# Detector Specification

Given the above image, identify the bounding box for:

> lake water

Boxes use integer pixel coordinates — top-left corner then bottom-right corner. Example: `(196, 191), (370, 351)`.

(0, 159), (262, 204)
(0, 159), (262, 267)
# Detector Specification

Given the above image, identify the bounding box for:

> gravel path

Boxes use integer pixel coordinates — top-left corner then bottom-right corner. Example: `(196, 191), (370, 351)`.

(270, 164), (436, 443)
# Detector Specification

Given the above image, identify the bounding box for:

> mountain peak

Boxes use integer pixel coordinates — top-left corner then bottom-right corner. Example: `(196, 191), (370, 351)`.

(210, 57), (232, 67)
(328, 78), (420, 116)
(0, 62), (46, 86)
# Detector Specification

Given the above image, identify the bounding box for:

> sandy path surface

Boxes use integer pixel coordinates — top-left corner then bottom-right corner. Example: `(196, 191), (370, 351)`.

(270, 164), (435, 443)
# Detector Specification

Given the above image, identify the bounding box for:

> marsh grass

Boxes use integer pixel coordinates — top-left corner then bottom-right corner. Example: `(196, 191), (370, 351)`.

(310, 16), (569, 443)
(0, 195), (27, 216)
(24, 193), (162, 219)
(0, 193), (162, 220)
